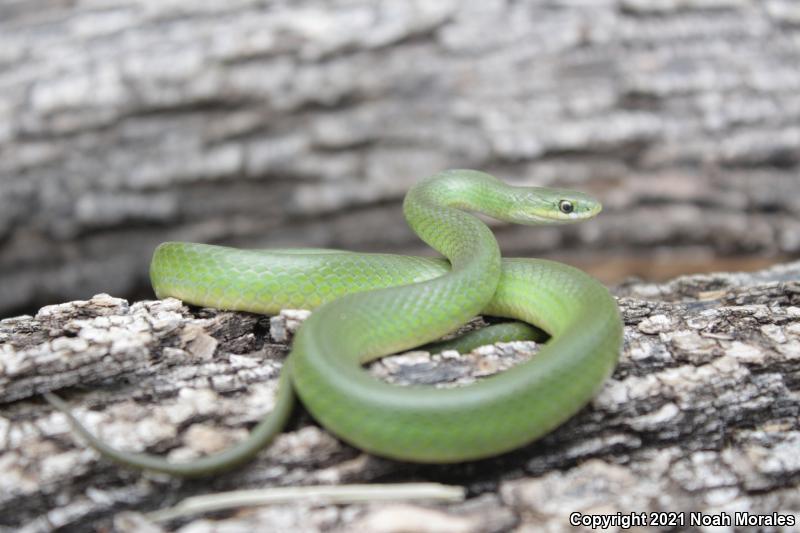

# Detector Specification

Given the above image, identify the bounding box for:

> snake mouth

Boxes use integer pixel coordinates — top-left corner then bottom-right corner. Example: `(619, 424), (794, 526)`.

(561, 200), (602, 222)
(519, 206), (601, 225)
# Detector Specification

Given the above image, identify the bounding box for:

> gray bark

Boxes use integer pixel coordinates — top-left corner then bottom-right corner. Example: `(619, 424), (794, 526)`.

(2, 261), (800, 531)
(2, 0), (800, 316)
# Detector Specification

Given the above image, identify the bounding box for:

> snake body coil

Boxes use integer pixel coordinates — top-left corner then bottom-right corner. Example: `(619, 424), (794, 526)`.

(46, 170), (623, 476)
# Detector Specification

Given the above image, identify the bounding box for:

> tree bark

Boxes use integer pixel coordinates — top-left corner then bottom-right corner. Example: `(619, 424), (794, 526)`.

(2, 261), (800, 531)
(2, 0), (800, 316)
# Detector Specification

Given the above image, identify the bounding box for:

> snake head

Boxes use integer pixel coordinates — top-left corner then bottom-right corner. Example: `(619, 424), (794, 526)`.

(511, 187), (603, 225)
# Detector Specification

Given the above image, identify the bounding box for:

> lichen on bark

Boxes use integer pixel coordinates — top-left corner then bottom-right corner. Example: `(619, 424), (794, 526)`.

(2, 261), (800, 531)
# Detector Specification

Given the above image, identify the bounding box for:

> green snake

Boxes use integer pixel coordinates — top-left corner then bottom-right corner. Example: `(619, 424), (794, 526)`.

(46, 170), (622, 477)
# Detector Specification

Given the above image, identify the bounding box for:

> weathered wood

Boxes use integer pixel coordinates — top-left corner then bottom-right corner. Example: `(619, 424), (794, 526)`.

(2, 261), (800, 531)
(2, 0), (800, 316)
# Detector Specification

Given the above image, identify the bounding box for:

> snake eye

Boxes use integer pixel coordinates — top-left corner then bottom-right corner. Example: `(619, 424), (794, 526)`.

(559, 200), (574, 214)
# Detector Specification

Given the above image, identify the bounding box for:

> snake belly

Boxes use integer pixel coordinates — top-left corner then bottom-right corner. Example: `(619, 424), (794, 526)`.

(147, 170), (623, 464)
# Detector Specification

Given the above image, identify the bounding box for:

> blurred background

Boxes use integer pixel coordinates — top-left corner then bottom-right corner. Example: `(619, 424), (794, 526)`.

(1, 0), (799, 318)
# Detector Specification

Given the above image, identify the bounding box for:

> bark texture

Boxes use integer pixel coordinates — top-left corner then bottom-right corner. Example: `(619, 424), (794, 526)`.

(2, 0), (800, 316)
(2, 261), (800, 532)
